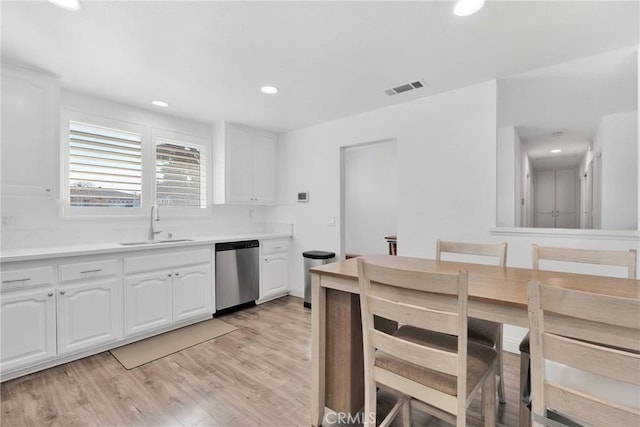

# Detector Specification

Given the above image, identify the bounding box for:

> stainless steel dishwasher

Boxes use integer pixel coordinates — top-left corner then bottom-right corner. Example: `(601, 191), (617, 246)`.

(215, 240), (260, 311)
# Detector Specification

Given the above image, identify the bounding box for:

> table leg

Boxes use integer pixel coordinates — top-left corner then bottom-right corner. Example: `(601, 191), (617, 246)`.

(311, 273), (326, 426)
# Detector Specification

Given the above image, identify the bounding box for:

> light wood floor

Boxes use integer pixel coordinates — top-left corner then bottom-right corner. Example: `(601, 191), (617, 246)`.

(1, 296), (524, 426)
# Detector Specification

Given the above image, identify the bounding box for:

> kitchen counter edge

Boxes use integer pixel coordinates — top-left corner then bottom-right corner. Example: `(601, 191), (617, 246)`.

(0, 233), (292, 263)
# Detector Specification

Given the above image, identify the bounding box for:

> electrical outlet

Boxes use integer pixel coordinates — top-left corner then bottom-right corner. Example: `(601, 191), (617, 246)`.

(328, 217), (336, 227)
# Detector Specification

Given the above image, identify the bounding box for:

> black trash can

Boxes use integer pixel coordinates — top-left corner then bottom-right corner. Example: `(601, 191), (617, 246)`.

(303, 250), (336, 308)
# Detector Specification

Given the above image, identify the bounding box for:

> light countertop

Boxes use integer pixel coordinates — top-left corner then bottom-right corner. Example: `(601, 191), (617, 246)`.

(0, 232), (292, 263)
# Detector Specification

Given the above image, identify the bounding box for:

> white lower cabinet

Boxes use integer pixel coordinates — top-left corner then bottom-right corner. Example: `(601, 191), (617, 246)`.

(259, 238), (290, 302)
(0, 242), (235, 381)
(57, 278), (121, 355)
(172, 264), (212, 323)
(262, 253), (289, 300)
(0, 288), (57, 371)
(123, 249), (214, 337)
(124, 271), (173, 337)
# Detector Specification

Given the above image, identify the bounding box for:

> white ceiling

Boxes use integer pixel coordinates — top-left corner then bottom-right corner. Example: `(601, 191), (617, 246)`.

(498, 47), (637, 168)
(2, 1), (638, 133)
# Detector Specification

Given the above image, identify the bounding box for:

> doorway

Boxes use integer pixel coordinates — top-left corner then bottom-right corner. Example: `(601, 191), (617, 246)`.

(340, 139), (397, 258)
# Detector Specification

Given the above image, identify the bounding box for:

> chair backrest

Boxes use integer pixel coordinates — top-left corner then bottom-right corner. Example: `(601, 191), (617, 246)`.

(357, 257), (469, 416)
(527, 280), (640, 426)
(532, 244), (637, 279)
(436, 239), (508, 266)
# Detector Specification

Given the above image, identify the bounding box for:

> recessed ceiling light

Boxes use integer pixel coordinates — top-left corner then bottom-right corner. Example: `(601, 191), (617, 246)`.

(453, 0), (485, 16)
(551, 149), (562, 153)
(152, 100), (169, 108)
(48, 0), (82, 11)
(261, 86), (279, 95)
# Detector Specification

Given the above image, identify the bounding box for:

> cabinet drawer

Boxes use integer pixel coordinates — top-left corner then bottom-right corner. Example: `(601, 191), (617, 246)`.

(59, 259), (118, 283)
(124, 248), (211, 275)
(1, 266), (54, 290)
(262, 239), (289, 255)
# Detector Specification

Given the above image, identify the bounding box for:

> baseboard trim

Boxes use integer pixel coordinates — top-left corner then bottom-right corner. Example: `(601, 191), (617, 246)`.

(503, 336), (522, 354)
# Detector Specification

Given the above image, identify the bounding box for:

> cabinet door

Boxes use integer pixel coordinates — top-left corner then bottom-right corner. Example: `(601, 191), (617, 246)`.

(252, 133), (276, 203)
(226, 126), (255, 203)
(1, 67), (59, 197)
(261, 253), (289, 300)
(124, 272), (172, 337)
(173, 264), (213, 323)
(57, 278), (121, 355)
(0, 289), (56, 371)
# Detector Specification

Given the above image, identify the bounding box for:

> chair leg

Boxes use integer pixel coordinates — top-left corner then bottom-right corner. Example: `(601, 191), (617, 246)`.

(402, 398), (412, 427)
(482, 364), (497, 427)
(496, 326), (506, 404)
(364, 377), (377, 427)
(519, 351), (531, 427)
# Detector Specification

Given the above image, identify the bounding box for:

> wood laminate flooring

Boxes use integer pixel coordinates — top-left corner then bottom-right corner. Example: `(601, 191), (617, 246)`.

(1, 296), (525, 426)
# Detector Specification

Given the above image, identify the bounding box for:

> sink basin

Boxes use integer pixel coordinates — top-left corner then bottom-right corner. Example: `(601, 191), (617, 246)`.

(119, 239), (194, 246)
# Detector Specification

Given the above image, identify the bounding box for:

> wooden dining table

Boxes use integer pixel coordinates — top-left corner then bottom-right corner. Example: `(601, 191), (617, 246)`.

(309, 254), (640, 426)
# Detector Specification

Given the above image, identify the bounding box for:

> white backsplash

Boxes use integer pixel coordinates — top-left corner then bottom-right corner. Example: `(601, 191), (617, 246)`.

(1, 196), (288, 250)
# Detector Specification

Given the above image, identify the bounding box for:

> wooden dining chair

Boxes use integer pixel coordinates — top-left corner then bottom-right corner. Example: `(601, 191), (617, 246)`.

(527, 280), (640, 426)
(519, 245), (638, 427)
(436, 239), (508, 404)
(357, 258), (497, 427)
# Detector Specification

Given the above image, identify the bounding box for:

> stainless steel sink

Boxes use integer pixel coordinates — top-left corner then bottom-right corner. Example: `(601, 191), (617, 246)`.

(119, 239), (194, 246)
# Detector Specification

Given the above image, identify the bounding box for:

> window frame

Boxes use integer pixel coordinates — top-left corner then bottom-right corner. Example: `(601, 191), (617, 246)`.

(61, 109), (148, 218)
(151, 128), (212, 217)
(60, 109), (212, 218)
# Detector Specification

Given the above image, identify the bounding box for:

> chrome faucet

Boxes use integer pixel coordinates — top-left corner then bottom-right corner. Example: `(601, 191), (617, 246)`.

(148, 205), (162, 241)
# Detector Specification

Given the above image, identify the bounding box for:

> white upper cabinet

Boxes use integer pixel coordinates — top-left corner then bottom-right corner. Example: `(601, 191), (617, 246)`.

(214, 122), (277, 204)
(1, 65), (60, 197)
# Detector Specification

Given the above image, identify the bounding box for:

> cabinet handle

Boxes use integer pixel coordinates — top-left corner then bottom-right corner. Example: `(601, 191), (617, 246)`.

(273, 246), (282, 250)
(80, 269), (102, 274)
(2, 278), (31, 284)
(175, 272), (179, 276)
(168, 273), (173, 277)
(59, 290), (66, 295)
(47, 292), (53, 297)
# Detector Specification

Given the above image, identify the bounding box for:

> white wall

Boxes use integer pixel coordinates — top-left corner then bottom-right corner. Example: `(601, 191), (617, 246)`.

(267, 80), (639, 353)
(1, 90), (273, 250)
(497, 127), (516, 227)
(599, 111), (638, 230)
(344, 140), (397, 256)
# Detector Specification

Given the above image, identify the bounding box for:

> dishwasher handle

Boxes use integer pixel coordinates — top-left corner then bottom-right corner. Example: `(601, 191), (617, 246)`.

(215, 240), (260, 252)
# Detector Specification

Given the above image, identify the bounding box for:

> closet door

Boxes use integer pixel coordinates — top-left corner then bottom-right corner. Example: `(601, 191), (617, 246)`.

(534, 169), (556, 227)
(534, 168), (578, 228)
(555, 168), (577, 228)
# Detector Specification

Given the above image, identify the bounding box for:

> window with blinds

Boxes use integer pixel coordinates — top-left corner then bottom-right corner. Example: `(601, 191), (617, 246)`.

(156, 140), (206, 208)
(69, 122), (142, 208)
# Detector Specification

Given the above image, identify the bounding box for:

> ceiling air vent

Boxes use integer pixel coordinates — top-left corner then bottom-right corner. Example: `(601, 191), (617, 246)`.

(384, 80), (425, 96)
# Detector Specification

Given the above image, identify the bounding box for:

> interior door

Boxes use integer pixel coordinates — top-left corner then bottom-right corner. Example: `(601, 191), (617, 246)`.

(534, 169), (556, 227)
(555, 168), (577, 228)
(585, 162), (593, 229)
(534, 168), (578, 228)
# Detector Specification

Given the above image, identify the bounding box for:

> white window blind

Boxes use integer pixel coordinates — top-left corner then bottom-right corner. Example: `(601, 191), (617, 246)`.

(156, 140), (206, 208)
(69, 121), (142, 208)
